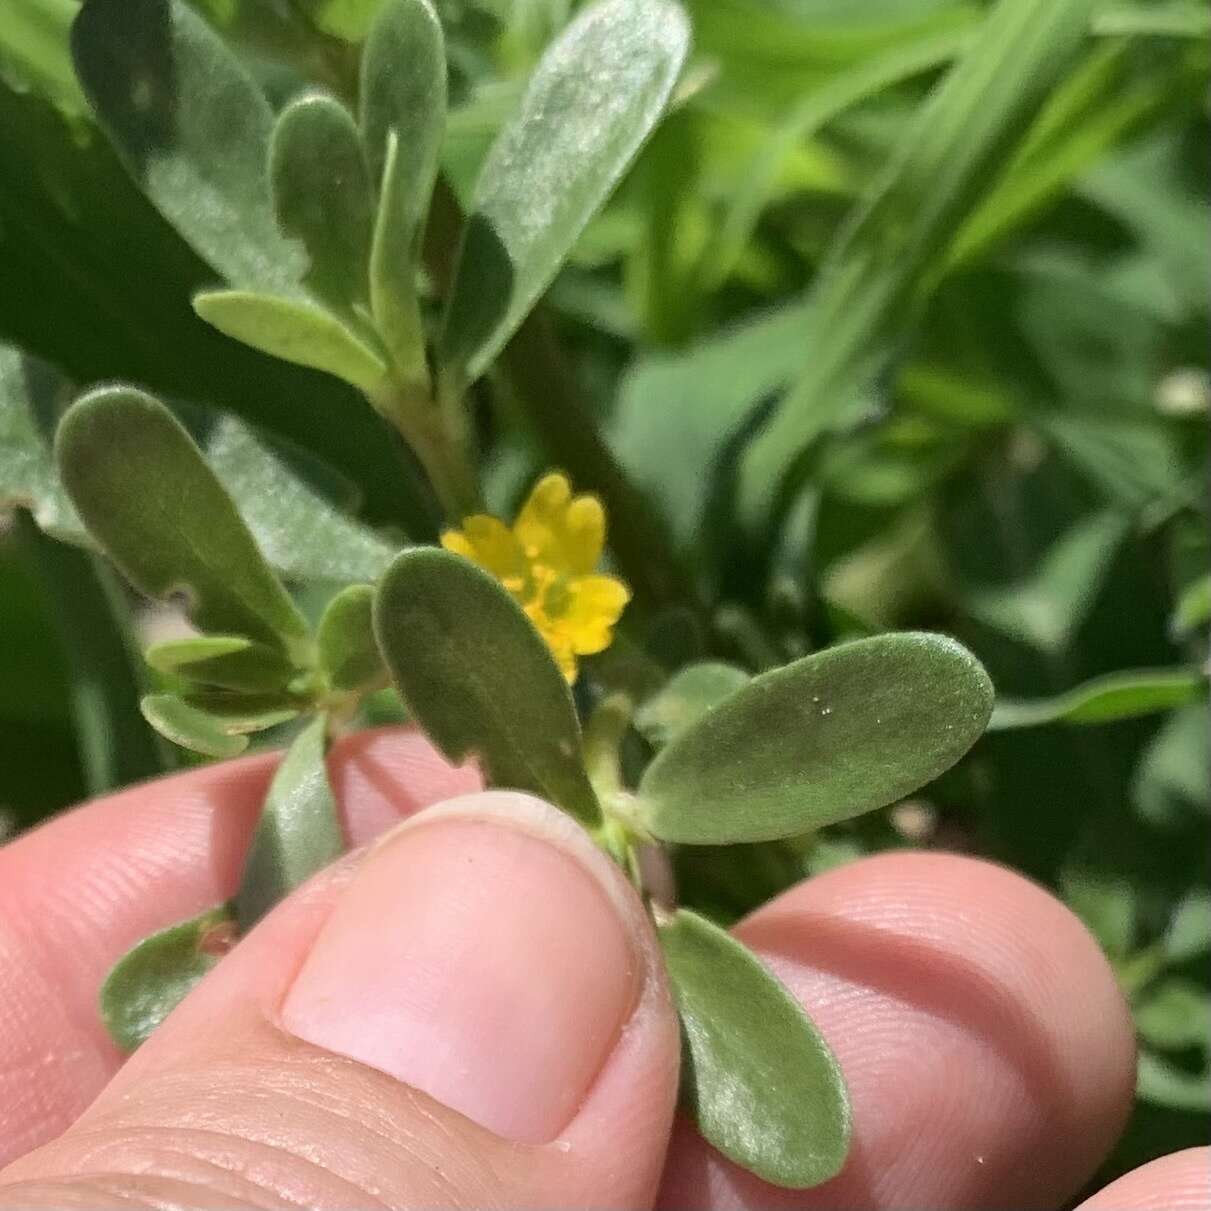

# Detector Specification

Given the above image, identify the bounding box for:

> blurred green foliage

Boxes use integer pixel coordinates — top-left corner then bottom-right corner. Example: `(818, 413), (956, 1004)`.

(1, 0), (1207, 1182)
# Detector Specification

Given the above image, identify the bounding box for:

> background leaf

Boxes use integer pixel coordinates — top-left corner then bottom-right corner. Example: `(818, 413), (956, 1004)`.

(658, 906), (850, 1188)
(990, 668), (1207, 731)
(374, 548), (601, 827)
(71, 0), (306, 293)
(17, 513), (169, 793)
(235, 714), (343, 930)
(440, 0), (690, 382)
(736, 0), (1100, 533)
(638, 633), (993, 844)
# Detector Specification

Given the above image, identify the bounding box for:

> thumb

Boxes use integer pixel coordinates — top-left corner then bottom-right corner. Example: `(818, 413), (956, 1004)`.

(0, 793), (680, 1210)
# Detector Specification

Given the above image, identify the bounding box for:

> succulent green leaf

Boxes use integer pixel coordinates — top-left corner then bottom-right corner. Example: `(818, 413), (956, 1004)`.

(359, 0), (445, 199)
(318, 584), (386, 693)
(145, 635), (296, 693)
(18, 513), (172, 793)
(101, 904), (236, 1052)
(236, 714), (343, 930)
(373, 548), (601, 827)
(368, 134), (429, 387)
(637, 633), (994, 845)
(440, 0), (689, 383)
(194, 291), (389, 397)
(70, 0), (306, 293)
(270, 93), (374, 319)
(55, 388), (310, 658)
(360, 0), (445, 383)
(140, 692), (299, 757)
(989, 667), (1207, 731)
(658, 907), (850, 1188)
(635, 661), (751, 750)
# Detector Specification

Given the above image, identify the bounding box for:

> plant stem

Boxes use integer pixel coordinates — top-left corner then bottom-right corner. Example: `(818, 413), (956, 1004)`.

(367, 377), (484, 522)
(423, 177), (701, 614)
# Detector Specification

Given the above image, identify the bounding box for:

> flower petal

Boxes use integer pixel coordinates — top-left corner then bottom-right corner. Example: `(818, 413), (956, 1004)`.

(564, 574), (630, 655)
(442, 516), (528, 588)
(564, 495), (605, 573)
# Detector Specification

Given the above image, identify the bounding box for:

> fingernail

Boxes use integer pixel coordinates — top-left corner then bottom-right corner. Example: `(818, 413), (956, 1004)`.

(280, 792), (642, 1143)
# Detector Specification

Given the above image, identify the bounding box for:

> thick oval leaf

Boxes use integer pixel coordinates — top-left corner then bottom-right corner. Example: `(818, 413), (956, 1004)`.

(989, 667), (1207, 731)
(658, 907), (850, 1188)
(101, 904), (237, 1052)
(360, 0), (445, 381)
(440, 0), (689, 382)
(140, 692), (300, 757)
(635, 661), (750, 750)
(318, 583), (386, 693)
(236, 714), (343, 930)
(271, 93), (374, 318)
(55, 388), (310, 657)
(71, 0), (305, 293)
(637, 633), (994, 844)
(373, 548), (601, 827)
(145, 635), (297, 693)
(194, 291), (389, 397)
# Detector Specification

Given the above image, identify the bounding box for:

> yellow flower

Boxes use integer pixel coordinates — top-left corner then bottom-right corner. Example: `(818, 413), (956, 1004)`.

(441, 472), (630, 682)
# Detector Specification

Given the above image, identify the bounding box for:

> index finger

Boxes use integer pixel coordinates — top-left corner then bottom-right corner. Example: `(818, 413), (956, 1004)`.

(0, 727), (478, 1168)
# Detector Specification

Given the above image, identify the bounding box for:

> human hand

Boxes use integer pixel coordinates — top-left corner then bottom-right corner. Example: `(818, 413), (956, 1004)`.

(0, 729), (1204, 1209)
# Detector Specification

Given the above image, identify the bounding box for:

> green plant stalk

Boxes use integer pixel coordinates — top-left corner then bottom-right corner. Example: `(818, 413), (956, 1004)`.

(423, 176), (700, 612)
(367, 375), (483, 522)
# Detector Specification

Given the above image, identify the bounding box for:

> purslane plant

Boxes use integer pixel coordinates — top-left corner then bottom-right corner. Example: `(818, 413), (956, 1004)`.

(11, 0), (999, 1189)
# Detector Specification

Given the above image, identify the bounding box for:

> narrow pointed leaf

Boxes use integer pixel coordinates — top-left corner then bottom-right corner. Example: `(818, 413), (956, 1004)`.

(318, 583), (386, 693)
(637, 633), (994, 845)
(658, 907), (850, 1188)
(635, 661), (750, 750)
(101, 904), (237, 1052)
(71, 0), (306, 293)
(374, 548), (601, 827)
(194, 291), (389, 397)
(360, 0), (446, 382)
(145, 635), (297, 693)
(989, 668), (1207, 731)
(271, 93), (374, 318)
(440, 0), (689, 382)
(236, 714), (343, 930)
(55, 388), (310, 657)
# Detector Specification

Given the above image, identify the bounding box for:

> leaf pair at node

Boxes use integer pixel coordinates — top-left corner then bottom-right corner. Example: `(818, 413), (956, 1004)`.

(372, 547), (995, 1187)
